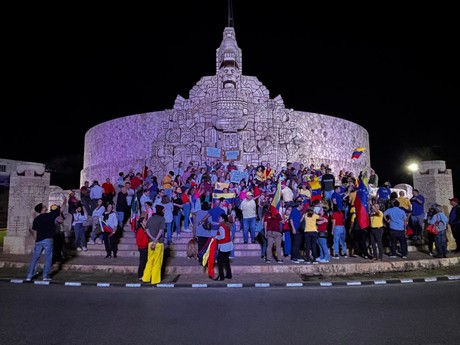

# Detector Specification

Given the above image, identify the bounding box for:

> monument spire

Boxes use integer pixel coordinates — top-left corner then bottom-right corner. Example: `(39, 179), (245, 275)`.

(228, 0), (234, 27)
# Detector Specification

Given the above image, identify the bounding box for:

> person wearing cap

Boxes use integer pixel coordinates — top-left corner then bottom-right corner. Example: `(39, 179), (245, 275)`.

(26, 196), (67, 281)
(410, 189), (425, 241)
(448, 197), (460, 253)
(240, 191), (257, 244)
(142, 204), (166, 285)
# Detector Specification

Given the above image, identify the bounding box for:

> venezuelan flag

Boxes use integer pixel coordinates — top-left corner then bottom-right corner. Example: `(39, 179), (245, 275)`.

(354, 175), (370, 229)
(309, 177), (322, 202)
(270, 179), (282, 214)
(351, 147), (365, 159)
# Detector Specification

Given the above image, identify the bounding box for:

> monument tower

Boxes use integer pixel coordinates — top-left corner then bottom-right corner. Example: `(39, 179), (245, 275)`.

(81, 6), (370, 183)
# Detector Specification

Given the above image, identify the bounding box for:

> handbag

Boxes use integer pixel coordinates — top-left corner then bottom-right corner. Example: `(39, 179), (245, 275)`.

(202, 220), (213, 231)
(426, 215), (439, 235)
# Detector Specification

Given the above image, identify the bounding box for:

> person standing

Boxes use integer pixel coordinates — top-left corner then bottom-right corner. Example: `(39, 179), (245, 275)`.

(102, 178), (116, 205)
(142, 205), (166, 285)
(448, 197), (460, 253)
(214, 214), (233, 281)
(289, 202), (304, 263)
(263, 206), (283, 263)
(384, 200), (408, 258)
(101, 203), (119, 258)
(240, 191), (257, 244)
(135, 216), (149, 281)
(72, 205), (88, 252)
(369, 203), (384, 261)
(429, 204), (449, 258)
(410, 189), (425, 241)
(26, 196), (66, 281)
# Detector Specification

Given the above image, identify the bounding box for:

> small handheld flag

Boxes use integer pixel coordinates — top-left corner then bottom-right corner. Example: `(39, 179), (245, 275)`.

(351, 147), (365, 160)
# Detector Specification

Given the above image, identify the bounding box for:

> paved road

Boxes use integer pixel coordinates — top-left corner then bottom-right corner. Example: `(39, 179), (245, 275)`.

(1, 280), (459, 345)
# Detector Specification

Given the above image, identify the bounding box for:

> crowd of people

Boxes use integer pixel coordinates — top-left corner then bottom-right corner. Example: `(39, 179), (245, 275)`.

(26, 159), (460, 282)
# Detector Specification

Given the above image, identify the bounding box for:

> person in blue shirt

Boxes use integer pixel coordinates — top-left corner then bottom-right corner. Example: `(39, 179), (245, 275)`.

(384, 200), (408, 259)
(376, 181), (392, 211)
(410, 189), (425, 241)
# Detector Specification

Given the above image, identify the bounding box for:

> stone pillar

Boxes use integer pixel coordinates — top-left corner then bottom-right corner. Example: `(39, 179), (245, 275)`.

(3, 164), (50, 254)
(412, 160), (455, 249)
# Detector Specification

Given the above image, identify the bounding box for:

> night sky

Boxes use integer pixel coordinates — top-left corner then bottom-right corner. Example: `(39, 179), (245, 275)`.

(3, 2), (459, 193)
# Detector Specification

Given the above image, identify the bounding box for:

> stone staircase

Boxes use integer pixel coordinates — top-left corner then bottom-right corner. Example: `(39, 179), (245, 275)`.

(78, 224), (263, 258)
(71, 223), (429, 259)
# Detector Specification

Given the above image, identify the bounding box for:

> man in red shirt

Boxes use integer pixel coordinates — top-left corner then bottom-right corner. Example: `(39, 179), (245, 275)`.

(102, 178), (116, 205)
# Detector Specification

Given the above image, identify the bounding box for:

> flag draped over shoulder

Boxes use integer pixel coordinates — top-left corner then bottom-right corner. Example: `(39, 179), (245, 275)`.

(351, 147), (365, 159)
(354, 175), (370, 229)
(100, 219), (114, 237)
(130, 193), (140, 232)
(270, 180), (282, 214)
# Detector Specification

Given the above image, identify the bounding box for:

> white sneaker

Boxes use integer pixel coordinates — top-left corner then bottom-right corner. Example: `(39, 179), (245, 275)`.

(77, 247), (82, 251)
(87, 240), (95, 245)
(82, 247), (88, 252)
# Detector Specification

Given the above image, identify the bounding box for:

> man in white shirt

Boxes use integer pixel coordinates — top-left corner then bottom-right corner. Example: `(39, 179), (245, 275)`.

(240, 191), (257, 243)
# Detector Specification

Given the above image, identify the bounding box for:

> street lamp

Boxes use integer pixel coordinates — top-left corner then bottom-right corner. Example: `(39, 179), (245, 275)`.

(407, 162), (419, 173)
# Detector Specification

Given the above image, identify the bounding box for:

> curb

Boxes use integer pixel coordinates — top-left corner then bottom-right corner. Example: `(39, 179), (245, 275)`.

(2, 275), (460, 289)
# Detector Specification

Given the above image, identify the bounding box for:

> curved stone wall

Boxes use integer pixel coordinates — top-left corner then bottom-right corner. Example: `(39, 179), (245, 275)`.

(81, 109), (370, 184)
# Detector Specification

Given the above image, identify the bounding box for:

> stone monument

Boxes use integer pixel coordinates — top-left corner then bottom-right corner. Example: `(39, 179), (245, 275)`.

(81, 26), (370, 184)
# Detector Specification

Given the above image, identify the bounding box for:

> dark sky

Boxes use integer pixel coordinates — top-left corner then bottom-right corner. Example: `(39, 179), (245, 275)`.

(3, 2), (459, 192)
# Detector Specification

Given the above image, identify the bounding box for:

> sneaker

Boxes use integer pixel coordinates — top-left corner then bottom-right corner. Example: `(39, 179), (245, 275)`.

(265, 259), (271, 263)
(82, 247), (88, 252)
(332, 255), (340, 260)
(77, 247), (82, 251)
(25, 278), (32, 282)
(402, 256), (407, 259)
(43, 278), (52, 281)
(390, 255), (397, 258)
(87, 240), (95, 245)
(291, 259), (300, 264)
(429, 252), (433, 256)
(298, 258), (305, 262)
(277, 260), (284, 264)
(96, 239), (102, 244)
(312, 261), (319, 265)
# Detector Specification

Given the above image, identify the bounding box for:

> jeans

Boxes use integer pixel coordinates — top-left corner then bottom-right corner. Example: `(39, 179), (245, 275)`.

(434, 230), (448, 257)
(74, 223), (86, 249)
(389, 229), (408, 257)
(317, 236), (330, 261)
(283, 231), (292, 257)
(173, 214), (181, 236)
(166, 222), (173, 243)
(333, 225), (347, 256)
(183, 203), (191, 230)
(230, 223), (236, 257)
(242, 217), (256, 243)
(369, 227), (384, 260)
(27, 238), (54, 280)
(411, 214), (425, 238)
(303, 232), (318, 262)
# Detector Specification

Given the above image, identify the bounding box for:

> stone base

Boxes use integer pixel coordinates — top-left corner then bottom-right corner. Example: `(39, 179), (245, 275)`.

(3, 236), (34, 255)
